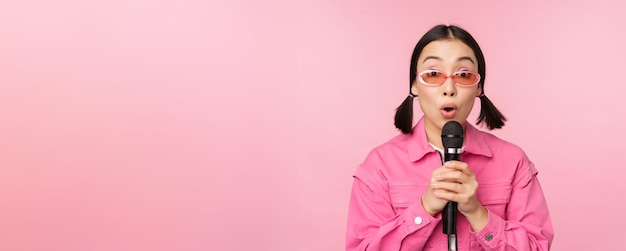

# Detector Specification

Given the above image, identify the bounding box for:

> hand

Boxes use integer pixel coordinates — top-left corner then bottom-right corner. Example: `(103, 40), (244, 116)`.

(421, 161), (483, 216)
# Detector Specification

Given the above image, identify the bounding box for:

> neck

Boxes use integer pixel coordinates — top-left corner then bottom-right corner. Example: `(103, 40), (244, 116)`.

(424, 120), (443, 150)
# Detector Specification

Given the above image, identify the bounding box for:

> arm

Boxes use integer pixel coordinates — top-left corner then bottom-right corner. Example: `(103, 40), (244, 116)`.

(346, 162), (440, 251)
(470, 156), (554, 250)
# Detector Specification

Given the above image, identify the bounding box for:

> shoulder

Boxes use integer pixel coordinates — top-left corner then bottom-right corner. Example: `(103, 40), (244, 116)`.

(361, 132), (414, 163)
(476, 129), (528, 160)
(354, 133), (411, 175)
(470, 129), (540, 188)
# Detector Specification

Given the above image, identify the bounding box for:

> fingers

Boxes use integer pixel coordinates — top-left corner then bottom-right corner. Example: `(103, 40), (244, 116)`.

(432, 189), (460, 202)
(433, 188), (483, 216)
(432, 184), (475, 203)
(431, 162), (478, 204)
(443, 161), (473, 175)
(431, 180), (462, 192)
(431, 181), (470, 202)
(433, 161), (475, 183)
(425, 161), (478, 215)
(434, 171), (466, 183)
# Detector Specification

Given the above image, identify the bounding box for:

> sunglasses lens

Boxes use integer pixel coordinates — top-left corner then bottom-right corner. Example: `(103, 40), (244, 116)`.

(420, 71), (446, 85)
(419, 71), (480, 86)
(454, 72), (478, 86)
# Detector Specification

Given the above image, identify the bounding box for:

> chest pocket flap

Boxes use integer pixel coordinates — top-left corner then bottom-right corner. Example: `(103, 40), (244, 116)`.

(388, 180), (427, 209)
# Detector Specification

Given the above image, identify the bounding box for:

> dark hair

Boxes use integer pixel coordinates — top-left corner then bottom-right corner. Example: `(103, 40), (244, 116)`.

(394, 24), (506, 134)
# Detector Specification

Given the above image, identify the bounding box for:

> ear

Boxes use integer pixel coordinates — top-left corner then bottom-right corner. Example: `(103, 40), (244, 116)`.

(476, 84), (483, 97)
(411, 81), (419, 96)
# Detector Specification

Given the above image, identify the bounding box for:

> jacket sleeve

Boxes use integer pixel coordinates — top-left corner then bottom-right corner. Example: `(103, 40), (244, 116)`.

(345, 151), (440, 251)
(470, 155), (555, 250)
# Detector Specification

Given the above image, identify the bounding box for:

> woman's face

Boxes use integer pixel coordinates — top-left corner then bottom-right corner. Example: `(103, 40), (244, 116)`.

(411, 39), (482, 133)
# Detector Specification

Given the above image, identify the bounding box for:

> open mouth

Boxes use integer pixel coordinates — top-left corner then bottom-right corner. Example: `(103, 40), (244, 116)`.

(440, 104), (457, 118)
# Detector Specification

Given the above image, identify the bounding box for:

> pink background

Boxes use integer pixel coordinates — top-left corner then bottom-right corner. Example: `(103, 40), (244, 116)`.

(1, 1), (625, 250)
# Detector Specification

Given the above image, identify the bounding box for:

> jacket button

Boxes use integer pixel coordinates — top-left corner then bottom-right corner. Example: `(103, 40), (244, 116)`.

(485, 233), (493, 241)
(414, 216), (423, 225)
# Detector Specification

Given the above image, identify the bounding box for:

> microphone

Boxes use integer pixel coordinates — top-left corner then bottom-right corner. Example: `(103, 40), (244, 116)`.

(441, 121), (464, 251)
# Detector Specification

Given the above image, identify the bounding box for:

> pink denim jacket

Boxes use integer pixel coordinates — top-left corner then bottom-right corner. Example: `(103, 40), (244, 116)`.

(346, 118), (554, 250)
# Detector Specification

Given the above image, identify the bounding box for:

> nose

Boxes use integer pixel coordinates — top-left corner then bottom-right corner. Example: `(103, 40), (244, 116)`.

(442, 77), (456, 97)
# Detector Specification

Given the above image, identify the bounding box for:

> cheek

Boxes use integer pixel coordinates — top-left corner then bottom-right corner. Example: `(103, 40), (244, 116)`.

(460, 94), (477, 113)
(463, 101), (475, 113)
(415, 88), (438, 108)
(416, 84), (437, 96)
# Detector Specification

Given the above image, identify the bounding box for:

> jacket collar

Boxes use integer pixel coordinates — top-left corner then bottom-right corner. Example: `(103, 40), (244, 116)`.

(408, 117), (493, 162)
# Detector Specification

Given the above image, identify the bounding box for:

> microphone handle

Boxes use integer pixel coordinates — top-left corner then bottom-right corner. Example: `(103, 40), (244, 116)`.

(442, 150), (461, 235)
(443, 201), (458, 234)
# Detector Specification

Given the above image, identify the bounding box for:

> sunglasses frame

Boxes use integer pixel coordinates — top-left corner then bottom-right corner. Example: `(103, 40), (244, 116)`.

(416, 69), (481, 87)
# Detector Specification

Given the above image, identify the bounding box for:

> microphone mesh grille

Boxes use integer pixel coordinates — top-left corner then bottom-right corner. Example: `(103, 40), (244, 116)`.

(441, 121), (464, 149)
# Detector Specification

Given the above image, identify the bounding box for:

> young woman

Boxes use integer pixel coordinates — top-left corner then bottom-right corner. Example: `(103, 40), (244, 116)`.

(346, 25), (554, 250)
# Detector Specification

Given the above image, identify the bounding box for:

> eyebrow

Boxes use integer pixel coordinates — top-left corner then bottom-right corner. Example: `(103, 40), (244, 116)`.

(422, 56), (475, 64)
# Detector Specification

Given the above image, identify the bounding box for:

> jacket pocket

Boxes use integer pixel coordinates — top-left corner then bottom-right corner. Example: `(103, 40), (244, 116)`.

(477, 182), (512, 206)
(388, 180), (427, 213)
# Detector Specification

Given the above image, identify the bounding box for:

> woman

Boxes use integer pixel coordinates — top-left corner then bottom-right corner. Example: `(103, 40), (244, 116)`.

(346, 24), (554, 250)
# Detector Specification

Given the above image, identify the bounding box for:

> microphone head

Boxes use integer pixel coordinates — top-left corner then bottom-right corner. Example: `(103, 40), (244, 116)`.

(441, 121), (464, 149)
